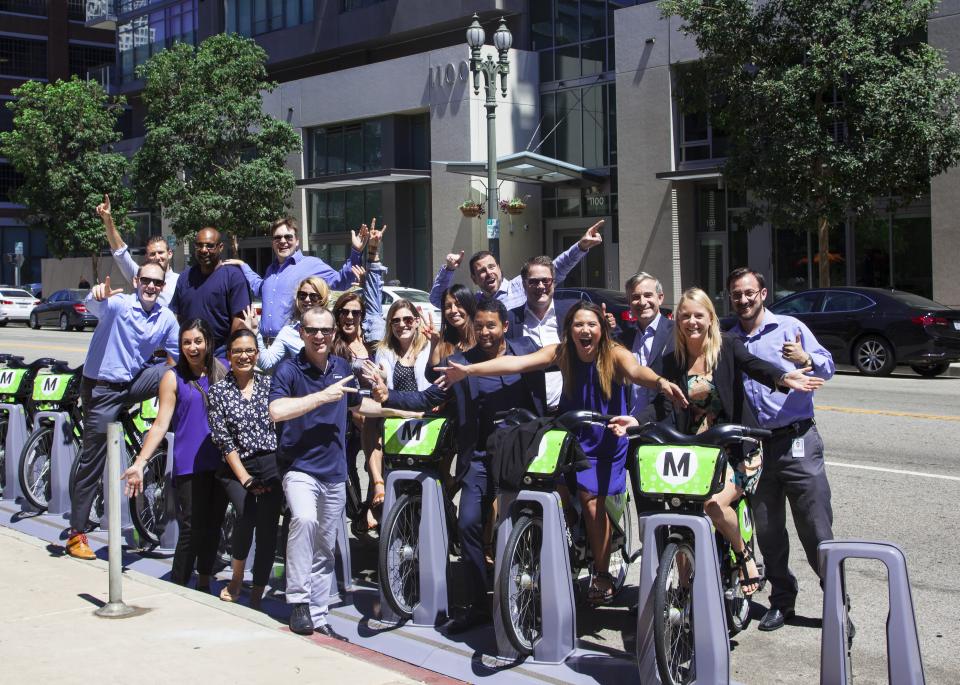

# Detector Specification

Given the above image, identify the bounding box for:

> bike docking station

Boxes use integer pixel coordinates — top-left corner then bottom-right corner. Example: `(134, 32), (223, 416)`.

(636, 513), (743, 685)
(1, 402), (28, 502)
(377, 417), (451, 627)
(819, 540), (925, 685)
(30, 410), (78, 518)
(153, 431), (179, 551)
(493, 489), (577, 665)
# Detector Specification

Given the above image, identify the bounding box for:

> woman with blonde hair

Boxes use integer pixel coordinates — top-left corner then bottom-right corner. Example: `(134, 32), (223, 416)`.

(376, 298), (432, 392)
(244, 275), (331, 371)
(610, 287), (823, 595)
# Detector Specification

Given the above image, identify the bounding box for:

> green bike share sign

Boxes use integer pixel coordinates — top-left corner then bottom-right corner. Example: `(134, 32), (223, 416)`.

(634, 444), (726, 498)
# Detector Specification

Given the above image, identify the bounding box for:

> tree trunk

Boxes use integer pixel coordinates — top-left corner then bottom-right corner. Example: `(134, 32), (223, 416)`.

(91, 253), (100, 283)
(817, 215), (830, 287)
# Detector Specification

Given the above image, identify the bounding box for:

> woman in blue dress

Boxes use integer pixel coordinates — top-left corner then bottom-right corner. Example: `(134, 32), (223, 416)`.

(437, 301), (687, 603)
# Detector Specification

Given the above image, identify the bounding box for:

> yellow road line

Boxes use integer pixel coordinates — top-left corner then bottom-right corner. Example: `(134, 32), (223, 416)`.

(3, 342), (88, 353)
(818, 404), (960, 422)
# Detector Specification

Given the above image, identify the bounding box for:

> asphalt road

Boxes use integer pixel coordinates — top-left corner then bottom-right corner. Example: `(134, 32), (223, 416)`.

(3, 325), (959, 683)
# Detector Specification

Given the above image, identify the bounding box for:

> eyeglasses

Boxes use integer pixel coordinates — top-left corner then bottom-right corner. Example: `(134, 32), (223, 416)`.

(526, 277), (554, 288)
(730, 289), (761, 301)
(296, 291), (322, 302)
(272, 233), (297, 243)
(139, 277), (165, 288)
(391, 316), (417, 326)
(230, 348), (257, 357)
(302, 326), (336, 337)
(194, 241), (219, 250)
(338, 308), (362, 318)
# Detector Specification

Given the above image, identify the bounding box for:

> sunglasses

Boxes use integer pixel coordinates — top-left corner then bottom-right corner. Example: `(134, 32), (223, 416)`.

(272, 233), (297, 243)
(296, 291), (322, 302)
(230, 348), (257, 357)
(391, 315), (417, 326)
(139, 277), (165, 288)
(338, 308), (362, 318)
(526, 277), (554, 287)
(194, 241), (219, 250)
(303, 326), (336, 337)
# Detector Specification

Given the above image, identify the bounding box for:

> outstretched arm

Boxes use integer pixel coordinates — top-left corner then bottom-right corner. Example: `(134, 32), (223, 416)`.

(614, 346), (688, 407)
(437, 344), (558, 386)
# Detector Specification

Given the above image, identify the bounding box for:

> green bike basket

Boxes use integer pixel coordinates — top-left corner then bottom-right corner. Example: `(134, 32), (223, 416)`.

(633, 444), (727, 500)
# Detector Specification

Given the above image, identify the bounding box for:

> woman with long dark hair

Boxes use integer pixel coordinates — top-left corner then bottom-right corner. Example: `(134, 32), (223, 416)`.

(122, 319), (228, 592)
(428, 283), (476, 369)
(207, 329), (282, 610)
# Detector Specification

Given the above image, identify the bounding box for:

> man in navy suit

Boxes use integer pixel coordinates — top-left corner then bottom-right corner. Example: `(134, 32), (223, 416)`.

(371, 299), (545, 633)
(505, 255), (576, 412)
(618, 272), (675, 423)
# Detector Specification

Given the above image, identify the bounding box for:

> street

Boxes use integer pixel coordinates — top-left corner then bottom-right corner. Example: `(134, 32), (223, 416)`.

(2, 325), (959, 683)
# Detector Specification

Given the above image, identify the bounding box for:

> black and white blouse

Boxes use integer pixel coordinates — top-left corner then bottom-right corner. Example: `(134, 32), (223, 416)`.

(207, 372), (277, 461)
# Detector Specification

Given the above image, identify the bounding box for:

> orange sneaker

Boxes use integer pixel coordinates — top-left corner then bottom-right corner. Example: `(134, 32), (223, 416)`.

(65, 532), (96, 560)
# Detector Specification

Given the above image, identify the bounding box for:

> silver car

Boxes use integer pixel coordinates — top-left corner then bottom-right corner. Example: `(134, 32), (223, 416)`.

(0, 287), (39, 325)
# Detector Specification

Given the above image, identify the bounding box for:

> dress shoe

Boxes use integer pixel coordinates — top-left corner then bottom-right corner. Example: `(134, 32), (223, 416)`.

(314, 624), (349, 642)
(289, 603), (313, 635)
(444, 610), (491, 635)
(758, 606), (795, 632)
(65, 532), (96, 560)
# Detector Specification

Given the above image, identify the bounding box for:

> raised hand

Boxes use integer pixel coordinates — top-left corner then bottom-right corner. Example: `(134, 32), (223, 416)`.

(222, 258), (246, 267)
(445, 250), (465, 271)
(315, 376), (359, 405)
(368, 218), (387, 249)
(781, 332), (808, 365)
(351, 222), (370, 252)
(121, 461), (145, 497)
(96, 193), (112, 220)
(241, 304), (259, 334)
(782, 368), (825, 392)
(601, 302), (616, 330)
(422, 311), (440, 345)
(351, 264), (367, 285)
(578, 219), (604, 251)
(93, 275), (123, 301)
(607, 415), (639, 437)
(657, 377), (689, 409)
(435, 360), (469, 388)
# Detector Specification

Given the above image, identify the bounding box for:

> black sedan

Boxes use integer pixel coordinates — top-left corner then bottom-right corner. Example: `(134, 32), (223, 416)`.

(766, 287), (960, 377)
(555, 286), (672, 333)
(29, 289), (99, 331)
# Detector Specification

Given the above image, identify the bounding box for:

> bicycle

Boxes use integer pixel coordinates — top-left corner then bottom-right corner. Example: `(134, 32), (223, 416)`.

(624, 420), (770, 685)
(496, 409), (640, 656)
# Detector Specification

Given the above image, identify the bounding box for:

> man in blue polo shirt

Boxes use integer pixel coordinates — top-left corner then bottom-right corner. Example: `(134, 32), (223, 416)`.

(268, 306), (360, 640)
(66, 263), (179, 560)
(227, 217), (366, 342)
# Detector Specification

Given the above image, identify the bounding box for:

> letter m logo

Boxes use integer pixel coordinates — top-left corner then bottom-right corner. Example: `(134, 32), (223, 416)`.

(662, 451), (691, 479)
(0, 370), (13, 388)
(400, 420), (424, 442)
(43, 376), (60, 394)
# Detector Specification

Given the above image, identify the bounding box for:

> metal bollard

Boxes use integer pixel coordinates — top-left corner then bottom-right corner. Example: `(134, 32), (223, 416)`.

(95, 422), (135, 618)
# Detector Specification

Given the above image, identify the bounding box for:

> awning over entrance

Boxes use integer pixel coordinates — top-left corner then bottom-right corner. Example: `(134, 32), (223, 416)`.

(297, 169), (431, 190)
(655, 166), (722, 182)
(436, 151), (607, 185)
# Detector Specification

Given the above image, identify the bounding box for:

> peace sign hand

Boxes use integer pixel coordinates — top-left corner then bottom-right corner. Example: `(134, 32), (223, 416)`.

(422, 311), (440, 345)
(93, 275), (123, 301)
(315, 376), (359, 406)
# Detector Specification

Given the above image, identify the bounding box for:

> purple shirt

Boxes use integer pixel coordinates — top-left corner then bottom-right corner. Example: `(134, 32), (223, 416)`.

(239, 249), (361, 339)
(170, 370), (221, 476)
(729, 309), (835, 429)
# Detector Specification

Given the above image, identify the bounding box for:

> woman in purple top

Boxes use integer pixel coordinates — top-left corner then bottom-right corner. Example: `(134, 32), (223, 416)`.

(123, 319), (228, 591)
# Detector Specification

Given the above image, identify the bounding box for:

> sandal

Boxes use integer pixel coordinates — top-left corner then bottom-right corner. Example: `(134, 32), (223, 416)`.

(484, 543), (495, 567)
(734, 547), (763, 596)
(219, 584), (241, 603)
(371, 480), (385, 509)
(587, 571), (616, 606)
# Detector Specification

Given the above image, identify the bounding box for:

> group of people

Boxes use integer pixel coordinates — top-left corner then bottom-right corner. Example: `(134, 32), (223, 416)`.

(61, 196), (835, 639)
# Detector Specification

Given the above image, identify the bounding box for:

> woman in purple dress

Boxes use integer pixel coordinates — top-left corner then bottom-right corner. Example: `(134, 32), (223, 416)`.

(122, 319), (228, 592)
(437, 301), (687, 604)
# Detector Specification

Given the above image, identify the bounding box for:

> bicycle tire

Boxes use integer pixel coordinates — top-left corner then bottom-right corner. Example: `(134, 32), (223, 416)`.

(653, 541), (696, 685)
(725, 506), (755, 635)
(498, 514), (543, 655)
(129, 447), (168, 548)
(378, 493), (421, 619)
(18, 425), (53, 510)
(0, 415), (7, 495)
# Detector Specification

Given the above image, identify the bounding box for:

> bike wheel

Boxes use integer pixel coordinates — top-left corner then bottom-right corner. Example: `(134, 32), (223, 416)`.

(18, 426), (53, 510)
(654, 542), (696, 685)
(129, 447), (168, 548)
(725, 513), (755, 635)
(378, 493), (421, 619)
(0, 415), (7, 495)
(498, 514), (543, 655)
(606, 496), (639, 596)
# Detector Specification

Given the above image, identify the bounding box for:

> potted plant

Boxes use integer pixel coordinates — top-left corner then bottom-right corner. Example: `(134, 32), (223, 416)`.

(459, 199), (485, 218)
(499, 195), (529, 215)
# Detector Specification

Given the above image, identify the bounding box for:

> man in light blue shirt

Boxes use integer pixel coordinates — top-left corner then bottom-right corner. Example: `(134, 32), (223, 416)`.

(428, 219), (605, 311)
(727, 267), (835, 632)
(66, 263), (179, 561)
(227, 217), (364, 340)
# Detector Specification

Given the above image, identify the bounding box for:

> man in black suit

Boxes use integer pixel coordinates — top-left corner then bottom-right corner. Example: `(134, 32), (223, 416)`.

(617, 272), (676, 422)
(371, 299), (545, 633)
(505, 255), (576, 411)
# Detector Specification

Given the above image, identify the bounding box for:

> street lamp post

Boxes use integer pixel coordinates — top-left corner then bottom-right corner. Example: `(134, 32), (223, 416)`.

(466, 13), (511, 260)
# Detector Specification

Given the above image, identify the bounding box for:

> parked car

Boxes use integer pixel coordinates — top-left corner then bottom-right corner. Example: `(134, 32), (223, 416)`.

(29, 289), (99, 331)
(765, 287), (960, 377)
(23, 282), (43, 298)
(0, 287), (40, 325)
(554, 286), (672, 334)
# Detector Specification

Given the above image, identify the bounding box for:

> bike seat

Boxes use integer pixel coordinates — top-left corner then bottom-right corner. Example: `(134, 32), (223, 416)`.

(494, 407), (539, 425)
(628, 421), (770, 447)
(50, 361), (83, 375)
(0, 354), (25, 366)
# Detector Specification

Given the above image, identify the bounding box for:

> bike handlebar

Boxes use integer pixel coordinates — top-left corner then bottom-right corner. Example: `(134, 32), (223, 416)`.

(0, 354), (25, 365)
(493, 408), (614, 431)
(625, 421), (771, 447)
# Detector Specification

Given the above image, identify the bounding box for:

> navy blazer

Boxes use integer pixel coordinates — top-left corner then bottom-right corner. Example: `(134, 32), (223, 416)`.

(383, 336), (547, 482)
(618, 316), (676, 422)
(504, 297), (577, 341)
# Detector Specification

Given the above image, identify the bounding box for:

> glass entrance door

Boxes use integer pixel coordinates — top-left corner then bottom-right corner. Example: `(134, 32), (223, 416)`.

(696, 233), (728, 314)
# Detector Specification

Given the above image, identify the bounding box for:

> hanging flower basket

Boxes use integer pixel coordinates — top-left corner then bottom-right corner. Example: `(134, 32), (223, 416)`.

(499, 196), (529, 215)
(459, 200), (485, 218)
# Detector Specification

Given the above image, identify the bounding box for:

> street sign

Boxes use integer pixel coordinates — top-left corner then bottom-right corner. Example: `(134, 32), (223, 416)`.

(486, 218), (500, 240)
(14, 241), (23, 255)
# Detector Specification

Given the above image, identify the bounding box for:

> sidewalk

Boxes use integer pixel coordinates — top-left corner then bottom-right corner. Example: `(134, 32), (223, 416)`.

(0, 526), (454, 685)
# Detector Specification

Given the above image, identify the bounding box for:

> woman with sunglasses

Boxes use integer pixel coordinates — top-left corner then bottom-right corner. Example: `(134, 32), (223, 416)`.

(207, 329), (282, 610)
(122, 319), (228, 593)
(249, 276), (331, 371)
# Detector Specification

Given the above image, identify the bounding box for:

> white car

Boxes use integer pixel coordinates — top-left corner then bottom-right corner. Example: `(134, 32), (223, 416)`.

(381, 286), (440, 324)
(0, 287), (40, 325)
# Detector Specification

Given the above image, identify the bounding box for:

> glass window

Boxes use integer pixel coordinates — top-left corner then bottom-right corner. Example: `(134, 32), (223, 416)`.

(696, 187), (726, 233)
(581, 39), (605, 76)
(364, 120), (383, 170)
(555, 0), (579, 45)
(539, 49), (555, 83)
(0, 163), (23, 203)
(854, 216), (891, 289)
(344, 124), (362, 173)
(892, 216), (932, 298)
(774, 228), (810, 298)
(307, 117), (388, 176)
(812, 223), (847, 288)
(531, 0), (554, 50)
(822, 292), (873, 313)
(230, 0), (313, 36)
(308, 189), (381, 234)
(556, 89), (582, 165)
(68, 44), (115, 78)
(771, 292), (821, 314)
(538, 93), (556, 159)
(0, 0), (46, 16)
(326, 129), (344, 174)
(556, 43), (580, 81)
(0, 37), (47, 78)
(580, 0), (606, 41)
(582, 85), (606, 168)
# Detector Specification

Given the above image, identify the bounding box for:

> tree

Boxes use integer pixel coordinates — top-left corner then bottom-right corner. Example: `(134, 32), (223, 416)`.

(133, 34), (301, 254)
(0, 77), (133, 281)
(661, 0), (960, 285)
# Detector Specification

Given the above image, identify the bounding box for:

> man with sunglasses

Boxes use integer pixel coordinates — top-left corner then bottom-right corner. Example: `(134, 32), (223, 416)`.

(429, 220), (605, 311)
(66, 263), (180, 560)
(227, 217), (379, 343)
(504, 255), (576, 411)
(170, 227), (251, 355)
(96, 193), (179, 307)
